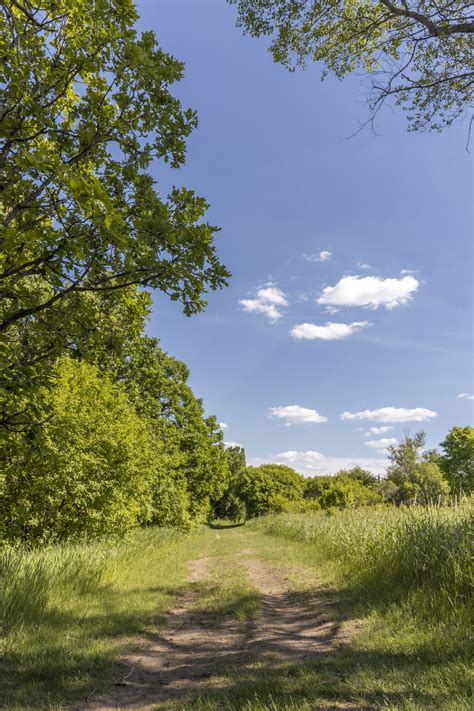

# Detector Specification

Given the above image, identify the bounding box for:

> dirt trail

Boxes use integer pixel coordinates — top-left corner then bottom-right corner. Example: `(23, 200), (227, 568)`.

(80, 548), (351, 710)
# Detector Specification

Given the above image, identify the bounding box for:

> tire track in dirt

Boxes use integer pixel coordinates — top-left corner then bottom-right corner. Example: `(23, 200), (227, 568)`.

(78, 549), (357, 710)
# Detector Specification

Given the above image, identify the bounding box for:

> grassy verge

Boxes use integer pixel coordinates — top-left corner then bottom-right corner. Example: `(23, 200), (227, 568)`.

(2, 505), (472, 710)
(246, 504), (474, 711)
(0, 527), (203, 708)
(169, 505), (473, 711)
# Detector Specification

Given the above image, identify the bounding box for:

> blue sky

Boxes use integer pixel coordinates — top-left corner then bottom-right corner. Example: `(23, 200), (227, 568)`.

(138, 0), (473, 475)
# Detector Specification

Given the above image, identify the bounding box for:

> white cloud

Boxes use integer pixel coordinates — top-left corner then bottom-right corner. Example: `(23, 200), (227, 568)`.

(269, 405), (328, 425)
(219, 422), (229, 430)
(358, 263), (371, 270)
(290, 320), (370, 341)
(400, 269), (417, 275)
(341, 407), (437, 423)
(260, 450), (387, 476)
(318, 275), (419, 310)
(304, 250), (332, 263)
(458, 393), (474, 400)
(365, 437), (398, 452)
(240, 284), (288, 322)
(365, 426), (394, 435)
(224, 441), (243, 449)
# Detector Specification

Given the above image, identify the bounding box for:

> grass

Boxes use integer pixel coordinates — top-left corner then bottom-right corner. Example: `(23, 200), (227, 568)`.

(260, 502), (473, 607)
(191, 565), (261, 621)
(0, 527), (205, 708)
(1, 503), (472, 710)
(166, 503), (473, 711)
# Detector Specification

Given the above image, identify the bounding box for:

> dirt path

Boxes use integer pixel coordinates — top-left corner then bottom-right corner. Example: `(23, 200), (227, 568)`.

(80, 546), (353, 710)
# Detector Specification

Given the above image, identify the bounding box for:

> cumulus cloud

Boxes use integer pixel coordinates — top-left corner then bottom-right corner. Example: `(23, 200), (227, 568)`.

(264, 450), (387, 476)
(304, 250), (332, 263)
(317, 275), (419, 310)
(219, 422), (229, 430)
(341, 407), (437, 423)
(458, 393), (474, 400)
(365, 437), (398, 453)
(224, 441), (243, 449)
(365, 426), (394, 435)
(269, 405), (328, 425)
(290, 321), (370, 341)
(357, 263), (371, 270)
(240, 284), (288, 321)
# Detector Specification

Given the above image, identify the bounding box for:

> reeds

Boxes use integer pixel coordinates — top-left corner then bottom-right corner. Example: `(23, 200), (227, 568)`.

(261, 501), (473, 608)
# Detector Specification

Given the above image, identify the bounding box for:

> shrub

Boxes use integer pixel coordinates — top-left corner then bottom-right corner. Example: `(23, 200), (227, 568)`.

(1, 357), (156, 543)
(236, 464), (305, 518)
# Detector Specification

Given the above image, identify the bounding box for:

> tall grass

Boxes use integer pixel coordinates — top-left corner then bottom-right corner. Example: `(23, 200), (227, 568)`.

(260, 502), (473, 609)
(0, 527), (198, 707)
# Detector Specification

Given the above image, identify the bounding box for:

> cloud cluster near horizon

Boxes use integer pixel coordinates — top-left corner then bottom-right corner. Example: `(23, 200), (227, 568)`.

(341, 406), (437, 423)
(249, 450), (387, 476)
(269, 405), (328, 425)
(365, 437), (398, 453)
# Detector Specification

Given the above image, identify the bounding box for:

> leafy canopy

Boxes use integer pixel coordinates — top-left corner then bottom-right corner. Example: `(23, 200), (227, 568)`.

(0, 0), (229, 426)
(229, 0), (474, 131)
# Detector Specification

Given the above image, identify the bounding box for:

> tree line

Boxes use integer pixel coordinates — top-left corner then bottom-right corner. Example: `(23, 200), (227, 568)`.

(215, 427), (474, 520)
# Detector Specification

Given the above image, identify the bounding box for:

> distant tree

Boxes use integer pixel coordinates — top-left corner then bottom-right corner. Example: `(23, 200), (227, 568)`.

(225, 446), (247, 477)
(305, 473), (381, 509)
(304, 475), (334, 500)
(386, 432), (426, 484)
(230, 0), (474, 131)
(413, 462), (449, 504)
(386, 432), (450, 503)
(211, 445), (247, 520)
(237, 464), (305, 518)
(439, 426), (474, 495)
(340, 466), (378, 487)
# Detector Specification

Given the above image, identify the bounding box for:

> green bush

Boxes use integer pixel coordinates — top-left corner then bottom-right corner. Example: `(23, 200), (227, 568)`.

(237, 464), (305, 518)
(305, 473), (382, 510)
(1, 357), (156, 543)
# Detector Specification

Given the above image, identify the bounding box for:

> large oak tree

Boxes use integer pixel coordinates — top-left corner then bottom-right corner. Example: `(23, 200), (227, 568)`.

(0, 0), (229, 427)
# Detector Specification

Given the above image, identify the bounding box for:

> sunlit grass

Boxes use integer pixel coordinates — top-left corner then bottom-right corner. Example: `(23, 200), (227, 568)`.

(191, 564), (261, 621)
(2, 503), (472, 710)
(0, 527), (202, 708)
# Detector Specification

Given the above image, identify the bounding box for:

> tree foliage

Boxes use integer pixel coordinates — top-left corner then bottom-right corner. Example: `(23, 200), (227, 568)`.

(211, 446), (247, 520)
(0, 0), (229, 427)
(236, 464), (305, 518)
(439, 426), (474, 495)
(230, 0), (474, 131)
(386, 432), (450, 503)
(1, 329), (231, 541)
(304, 472), (382, 509)
(1, 357), (156, 543)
